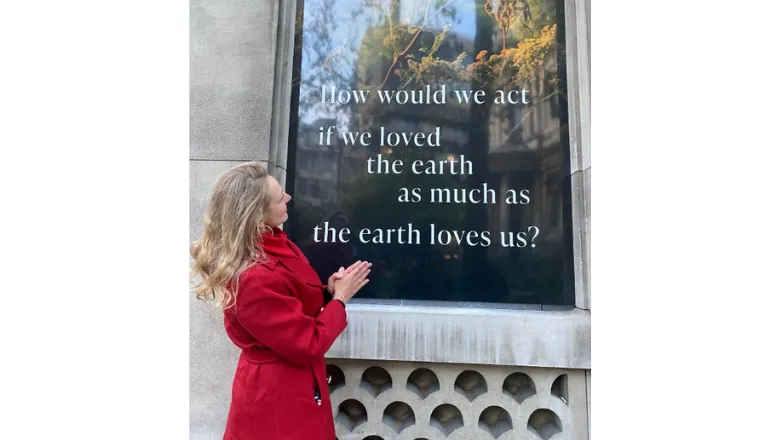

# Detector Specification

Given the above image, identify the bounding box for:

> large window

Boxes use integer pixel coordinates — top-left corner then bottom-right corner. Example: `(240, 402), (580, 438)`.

(287, 0), (574, 306)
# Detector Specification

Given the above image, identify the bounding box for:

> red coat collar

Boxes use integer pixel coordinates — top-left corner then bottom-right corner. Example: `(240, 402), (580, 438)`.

(254, 228), (322, 287)
(257, 227), (299, 262)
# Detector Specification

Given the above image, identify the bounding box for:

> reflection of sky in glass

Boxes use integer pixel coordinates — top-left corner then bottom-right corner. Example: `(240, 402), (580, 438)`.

(299, 0), (477, 124)
(397, 0), (477, 37)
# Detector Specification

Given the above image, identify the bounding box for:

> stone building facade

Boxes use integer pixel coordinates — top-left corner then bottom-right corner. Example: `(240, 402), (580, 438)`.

(190, 0), (590, 438)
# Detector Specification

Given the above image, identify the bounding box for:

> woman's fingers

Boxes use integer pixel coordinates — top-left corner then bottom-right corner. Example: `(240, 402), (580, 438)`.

(331, 267), (345, 280)
(349, 264), (369, 280)
(340, 262), (372, 294)
(352, 269), (371, 289)
(344, 260), (364, 274)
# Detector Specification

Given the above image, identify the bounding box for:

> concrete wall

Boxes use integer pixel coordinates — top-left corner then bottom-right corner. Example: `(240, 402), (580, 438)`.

(327, 359), (588, 440)
(190, 0), (591, 438)
(190, 1), (281, 438)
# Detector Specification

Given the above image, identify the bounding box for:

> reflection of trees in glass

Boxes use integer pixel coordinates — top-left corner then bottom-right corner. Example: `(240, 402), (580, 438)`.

(295, 0), (560, 121)
(398, 0), (560, 140)
(370, 0), (464, 90)
(484, 0), (531, 50)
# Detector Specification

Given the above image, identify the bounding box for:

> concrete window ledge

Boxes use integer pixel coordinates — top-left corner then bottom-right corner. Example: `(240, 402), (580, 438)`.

(326, 301), (591, 370)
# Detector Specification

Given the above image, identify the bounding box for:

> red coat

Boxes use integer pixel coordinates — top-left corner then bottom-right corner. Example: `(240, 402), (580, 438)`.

(222, 228), (347, 440)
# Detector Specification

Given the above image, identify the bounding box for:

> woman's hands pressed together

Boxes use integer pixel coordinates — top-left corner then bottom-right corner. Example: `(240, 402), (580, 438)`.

(329, 260), (371, 304)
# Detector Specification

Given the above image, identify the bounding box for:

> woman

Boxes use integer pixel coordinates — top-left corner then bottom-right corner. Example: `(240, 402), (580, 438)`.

(190, 162), (371, 440)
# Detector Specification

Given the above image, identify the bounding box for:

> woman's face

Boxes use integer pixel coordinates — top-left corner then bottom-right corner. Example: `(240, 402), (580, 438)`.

(263, 176), (291, 228)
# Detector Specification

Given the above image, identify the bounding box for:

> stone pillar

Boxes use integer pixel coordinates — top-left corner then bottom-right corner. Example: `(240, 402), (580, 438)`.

(189, 1), (283, 438)
(565, 0), (592, 437)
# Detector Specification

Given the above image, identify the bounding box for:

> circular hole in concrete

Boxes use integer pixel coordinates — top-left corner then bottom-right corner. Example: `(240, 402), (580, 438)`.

(336, 399), (367, 431)
(326, 364), (345, 394)
(382, 401), (415, 433)
(360, 366), (393, 397)
(430, 403), (464, 436)
(454, 370), (488, 401)
(503, 372), (536, 405)
(551, 374), (568, 405)
(527, 408), (562, 440)
(479, 406), (513, 439)
(407, 368), (440, 399)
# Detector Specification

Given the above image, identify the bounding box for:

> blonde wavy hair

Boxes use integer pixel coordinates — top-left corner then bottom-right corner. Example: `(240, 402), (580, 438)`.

(190, 162), (274, 310)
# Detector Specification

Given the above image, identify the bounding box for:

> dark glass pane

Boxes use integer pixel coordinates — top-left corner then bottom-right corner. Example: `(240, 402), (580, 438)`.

(287, 0), (574, 306)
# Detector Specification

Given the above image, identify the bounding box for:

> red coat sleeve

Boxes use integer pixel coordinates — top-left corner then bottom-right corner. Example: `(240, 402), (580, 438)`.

(235, 268), (347, 366)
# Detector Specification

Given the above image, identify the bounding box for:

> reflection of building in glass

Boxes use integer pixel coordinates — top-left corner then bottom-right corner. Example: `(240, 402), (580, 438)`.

(487, 55), (564, 261)
(295, 118), (340, 209)
(350, 19), (565, 262)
